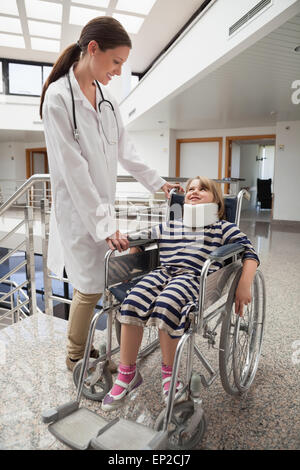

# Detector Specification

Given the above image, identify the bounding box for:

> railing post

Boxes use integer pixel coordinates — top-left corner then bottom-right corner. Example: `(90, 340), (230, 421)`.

(24, 204), (37, 315)
(41, 198), (53, 315)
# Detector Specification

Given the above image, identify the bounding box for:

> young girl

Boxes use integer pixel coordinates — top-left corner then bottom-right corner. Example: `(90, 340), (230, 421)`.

(102, 177), (259, 411)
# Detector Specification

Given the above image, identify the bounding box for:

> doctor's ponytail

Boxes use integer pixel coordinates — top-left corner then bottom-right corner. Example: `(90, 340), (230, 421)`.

(39, 16), (132, 119)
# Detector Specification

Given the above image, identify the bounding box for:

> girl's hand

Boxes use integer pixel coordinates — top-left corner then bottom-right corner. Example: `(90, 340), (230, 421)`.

(161, 182), (185, 199)
(235, 280), (252, 317)
(106, 230), (129, 252)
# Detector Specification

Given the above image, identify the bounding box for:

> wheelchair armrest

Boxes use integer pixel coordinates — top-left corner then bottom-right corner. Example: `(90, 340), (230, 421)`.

(209, 243), (245, 261)
(128, 236), (158, 248)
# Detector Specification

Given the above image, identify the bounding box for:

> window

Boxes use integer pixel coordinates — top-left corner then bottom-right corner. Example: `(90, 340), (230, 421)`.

(9, 62), (42, 95)
(0, 59), (54, 96)
(43, 65), (53, 85)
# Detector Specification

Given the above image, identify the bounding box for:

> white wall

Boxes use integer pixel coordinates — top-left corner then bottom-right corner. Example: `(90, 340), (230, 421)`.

(0, 141), (45, 203)
(261, 145), (275, 181)
(273, 121), (300, 221)
(0, 95), (42, 131)
(175, 125), (276, 177)
(240, 144), (260, 189)
(117, 129), (170, 197)
(231, 142), (241, 179)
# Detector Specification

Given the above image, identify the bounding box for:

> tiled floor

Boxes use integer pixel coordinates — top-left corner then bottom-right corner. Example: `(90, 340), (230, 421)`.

(0, 208), (300, 450)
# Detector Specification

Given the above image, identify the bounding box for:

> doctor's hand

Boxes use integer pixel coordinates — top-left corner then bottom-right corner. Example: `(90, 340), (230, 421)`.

(106, 230), (129, 252)
(161, 182), (185, 199)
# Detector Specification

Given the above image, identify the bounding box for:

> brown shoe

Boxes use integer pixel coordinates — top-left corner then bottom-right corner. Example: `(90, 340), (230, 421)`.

(66, 347), (100, 372)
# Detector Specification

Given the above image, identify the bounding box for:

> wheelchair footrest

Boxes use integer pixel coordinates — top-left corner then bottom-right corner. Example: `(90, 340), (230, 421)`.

(48, 407), (109, 450)
(91, 418), (167, 450)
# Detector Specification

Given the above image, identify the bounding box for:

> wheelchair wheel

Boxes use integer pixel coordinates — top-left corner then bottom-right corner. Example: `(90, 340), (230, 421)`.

(232, 270), (266, 393)
(73, 359), (113, 402)
(155, 401), (206, 450)
(219, 268), (266, 396)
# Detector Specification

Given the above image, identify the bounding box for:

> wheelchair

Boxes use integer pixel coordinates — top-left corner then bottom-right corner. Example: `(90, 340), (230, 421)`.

(42, 189), (266, 450)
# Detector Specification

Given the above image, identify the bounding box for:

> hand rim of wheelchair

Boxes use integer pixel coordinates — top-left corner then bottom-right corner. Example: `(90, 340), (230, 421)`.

(154, 400), (206, 450)
(219, 268), (266, 396)
(73, 359), (113, 402)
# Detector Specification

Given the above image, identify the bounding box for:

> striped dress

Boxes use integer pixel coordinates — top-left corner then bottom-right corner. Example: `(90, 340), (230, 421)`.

(117, 220), (259, 338)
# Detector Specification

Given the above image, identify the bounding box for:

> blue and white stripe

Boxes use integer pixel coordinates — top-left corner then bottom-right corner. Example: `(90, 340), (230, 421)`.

(118, 220), (259, 338)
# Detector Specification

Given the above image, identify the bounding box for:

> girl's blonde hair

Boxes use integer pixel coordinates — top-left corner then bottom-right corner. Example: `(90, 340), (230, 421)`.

(185, 176), (225, 220)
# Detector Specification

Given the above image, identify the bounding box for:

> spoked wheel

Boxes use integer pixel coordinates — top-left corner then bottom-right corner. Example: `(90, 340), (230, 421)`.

(233, 270), (266, 392)
(73, 359), (113, 402)
(219, 268), (266, 396)
(155, 401), (206, 450)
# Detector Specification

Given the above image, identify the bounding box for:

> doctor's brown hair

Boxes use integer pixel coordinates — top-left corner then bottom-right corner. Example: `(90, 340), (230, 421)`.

(39, 16), (131, 119)
(185, 176), (225, 220)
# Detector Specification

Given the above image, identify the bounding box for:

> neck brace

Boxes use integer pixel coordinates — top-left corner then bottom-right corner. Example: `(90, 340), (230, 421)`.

(183, 203), (219, 228)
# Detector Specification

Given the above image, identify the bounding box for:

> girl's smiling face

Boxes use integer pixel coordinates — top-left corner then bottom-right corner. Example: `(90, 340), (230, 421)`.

(185, 178), (215, 205)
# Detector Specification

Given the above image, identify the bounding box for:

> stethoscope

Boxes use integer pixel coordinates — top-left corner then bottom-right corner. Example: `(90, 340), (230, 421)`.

(67, 71), (119, 145)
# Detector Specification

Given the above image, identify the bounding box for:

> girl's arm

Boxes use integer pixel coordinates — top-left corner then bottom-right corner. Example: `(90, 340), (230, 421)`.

(221, 221), (260, 317)
(235, 258), (258, 316)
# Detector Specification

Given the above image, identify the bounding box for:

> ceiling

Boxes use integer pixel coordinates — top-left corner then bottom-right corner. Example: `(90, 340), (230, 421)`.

(127, 13), (300, 131)
(0, 0), (203, 73)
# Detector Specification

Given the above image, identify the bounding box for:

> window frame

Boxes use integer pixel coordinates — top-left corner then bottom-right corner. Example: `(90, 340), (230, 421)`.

(0, 57), (53, 97)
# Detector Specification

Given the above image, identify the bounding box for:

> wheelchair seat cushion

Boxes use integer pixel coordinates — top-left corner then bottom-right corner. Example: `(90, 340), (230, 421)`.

(109, 277), (143, 303)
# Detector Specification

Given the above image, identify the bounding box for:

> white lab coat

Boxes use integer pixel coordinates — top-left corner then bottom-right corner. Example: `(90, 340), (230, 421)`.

(43, 65), (165, 294)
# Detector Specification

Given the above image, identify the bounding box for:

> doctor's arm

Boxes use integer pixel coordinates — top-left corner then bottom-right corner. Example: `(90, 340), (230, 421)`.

(43, 99), (120, 244)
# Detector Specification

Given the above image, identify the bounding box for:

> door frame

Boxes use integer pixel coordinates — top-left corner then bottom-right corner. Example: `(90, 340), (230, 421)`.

(26, 147), (48, 179)
(224, 134), (276, 193)
(176, 137), (223, 179)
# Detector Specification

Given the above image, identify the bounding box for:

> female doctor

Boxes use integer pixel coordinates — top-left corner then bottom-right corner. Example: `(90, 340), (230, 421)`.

(40, 17), (180, 371)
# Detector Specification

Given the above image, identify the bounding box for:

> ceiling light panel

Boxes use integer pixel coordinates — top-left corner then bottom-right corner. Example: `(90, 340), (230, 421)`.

(31, 37), (60, 52)
(28, 20), (61, 39)
(0, 33), (25, 48)
(71, 0), (109, 8)
(113, 13), (144, 34)
(25, 0), (62, 22)
(69, 6), (106, 25)
(0, 16), (22, 34)
(0, 0), (19, 16)
(115, 0), (157, 15)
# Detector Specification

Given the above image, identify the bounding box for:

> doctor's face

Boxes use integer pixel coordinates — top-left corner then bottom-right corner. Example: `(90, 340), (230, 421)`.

(89, 43), (130, 85)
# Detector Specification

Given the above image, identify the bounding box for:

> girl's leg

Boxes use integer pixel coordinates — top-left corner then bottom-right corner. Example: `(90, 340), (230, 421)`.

(102, 323), (144, 410)
(159, 329), (179, 367)
(159, 329), (183, 398)
(120, 323), (144, 365)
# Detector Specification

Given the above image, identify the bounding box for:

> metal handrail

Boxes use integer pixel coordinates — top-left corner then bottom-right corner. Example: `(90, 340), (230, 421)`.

(0, 174), (50, 216)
